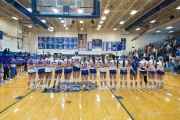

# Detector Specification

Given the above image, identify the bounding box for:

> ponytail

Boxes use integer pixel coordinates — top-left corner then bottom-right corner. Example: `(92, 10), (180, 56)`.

(102, 54), (105, 64)
(112, 55), (115, 61)
(123, 57), (125, 67)
(92, 54), (95, 63)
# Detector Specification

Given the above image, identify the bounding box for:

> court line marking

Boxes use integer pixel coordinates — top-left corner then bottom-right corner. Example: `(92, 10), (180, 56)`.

(107, 85), (134, 120)
(0, 89), (35, 114)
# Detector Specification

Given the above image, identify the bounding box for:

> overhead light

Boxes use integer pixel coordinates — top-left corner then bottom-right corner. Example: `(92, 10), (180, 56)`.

(98, 25), (102, 28)
(130, 10), (137, 15)
(136, 28), (140, 30)
(113, 28), (117, 30)
(176, 6), (180, 9)
(28, 25), (32, 28)
(61, 20), (65, 23)
(66, 28), (68, 30)
(49, 27), (54, 29)
(78, 9), (83, 13)
(97, 28), (100, 30)
(104, 10), (109, 14)
(101, 16), (106, 20)
(168, 31), (174, 33)
(48, 27), (54, 32)
(52, 8), (59, 13)
(156, 31), (161, 33)
(27, 8), (32, 12)
(41, 20), (46, 23)
(80, 20), (83, 23)
(58, 18), (62, 19)
(12, 17), (18, 20)
(81, 28), (84, 30)
(63, 24), (67, 27)
(119, 21), (125, 24)
(150, 20), (156, 23)
(166, 26), (173, 29)
(100, 21), (104, 24)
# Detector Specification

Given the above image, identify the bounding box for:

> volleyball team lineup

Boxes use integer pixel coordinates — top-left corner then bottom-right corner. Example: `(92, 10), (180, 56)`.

(26, 51), (165, 92)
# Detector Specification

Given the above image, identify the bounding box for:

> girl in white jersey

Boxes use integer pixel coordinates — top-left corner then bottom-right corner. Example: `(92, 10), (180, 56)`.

(109, 55), (117, 90)
(119, 56), (129, 90)
(139, 57), (148, 90)
(64, 55), (73, 91)
(99, 54), (108, 90)
(44, 54), (54, 91)
(89, 55), (98, 89)
(27, 55), (36, 90)
(36, 55), (45, 90)
(72, 52), (81, 91)
(148, 55), (156, 90)
(80, 57), (89, 90)
(52, 55), (64, 91)
(156, 57), (165, 89)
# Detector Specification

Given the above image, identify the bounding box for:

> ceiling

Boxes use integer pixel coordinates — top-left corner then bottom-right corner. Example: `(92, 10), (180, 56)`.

(0, 0), (180, 34)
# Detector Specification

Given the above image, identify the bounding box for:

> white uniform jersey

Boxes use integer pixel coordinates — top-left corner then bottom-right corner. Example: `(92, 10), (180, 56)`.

(99, 60), (108, 72)
(110, 59), (117, 70)
(55, 59), (64, 70)
(64, 59), (72, 69)
(27, 59), (36, 73)
(72, 56), (81, 68)
(157, 62), (164, 71)
(44, 58), (54, 72)
(148, 59), (156, 71)
(36, 59), (45, 69)
(139, 60), (148, 71)
(89, 60), (98, 69)
(119, 60), (128, 70)
(81, 61), (89, 70)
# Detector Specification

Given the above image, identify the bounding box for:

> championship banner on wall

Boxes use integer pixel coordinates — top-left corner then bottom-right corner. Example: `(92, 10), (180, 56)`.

(121, 38), (126, 50)
(78, 34), (87, 50)
(92, 39), (102, 49)
(38, 36), (78, 50)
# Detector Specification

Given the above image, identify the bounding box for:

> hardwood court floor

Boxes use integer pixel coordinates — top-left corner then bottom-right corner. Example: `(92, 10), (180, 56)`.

(0, 68), (180, 120)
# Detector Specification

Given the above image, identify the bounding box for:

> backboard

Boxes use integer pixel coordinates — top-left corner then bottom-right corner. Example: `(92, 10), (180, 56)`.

(31, 0), (100, 18)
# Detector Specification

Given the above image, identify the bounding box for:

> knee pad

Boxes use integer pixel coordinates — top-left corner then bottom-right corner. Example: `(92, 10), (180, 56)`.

(120, 80), (123, 82)
(33, 79), (36, 82)
(140, 79), (142, 82)
(156, 80), (159, 83)
(64, 79), (67, 82)
(76, 79), (80, 82)
(27, 79), (30, 82)
(88, 80), (91, 82)
(149, 79), (153, 82)
(110, 79), (112, 81)
(124, 80), (127, 83)
(48, 78), (51, 81)
(73, 79), (76, 82)
(161, 80), (164, 83)
(100, 78), (103, 81)
(114, 79), (116, 81)
(58, 79), (61, 82)
(94, 79), (97, 82)
(104, 79), (106, 82)
(135, 80), (138, 82)
(54, 78), (56, 81)
(130, 80), (133, 83)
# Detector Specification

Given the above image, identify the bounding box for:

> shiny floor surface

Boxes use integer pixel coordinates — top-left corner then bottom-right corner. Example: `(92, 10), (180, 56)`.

(0, 70), (180, 120)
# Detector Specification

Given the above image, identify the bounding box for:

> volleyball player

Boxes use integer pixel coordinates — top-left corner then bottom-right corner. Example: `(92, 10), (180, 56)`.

(72, 52), (81, 91)
(148, 55), (156, 90)
(156, 57), (165, 89)
(64, 55), (73, 91)
(80, 57), (89, 90)
(44, 53), (54, 91)
(129, 56), (139, 90)
(52, 54), (64, 91)
(27, 55), (36, 90)
(89, 55), (98, 89)
(99, 54), (108, 90)
(119, 56), (129, 90)
(109, 55), (117, 90)
(36, 55), (45, 90)
(139, 57), (148, 90)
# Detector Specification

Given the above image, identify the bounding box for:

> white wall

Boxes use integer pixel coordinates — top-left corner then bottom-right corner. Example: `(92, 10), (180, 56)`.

(0, 18), (29, 52)
(28, 27), (169, 55)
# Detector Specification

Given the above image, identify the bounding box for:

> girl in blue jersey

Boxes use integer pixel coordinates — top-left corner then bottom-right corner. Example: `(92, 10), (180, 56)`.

(109, 55), (117, 90)
(129, 56), (139, 90)
(156, 57), (165, 89)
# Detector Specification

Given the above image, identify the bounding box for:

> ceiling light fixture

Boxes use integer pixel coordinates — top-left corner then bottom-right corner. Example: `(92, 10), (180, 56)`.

(97, 28), (100, 30)
(101, 16), (106, 20)
(150, 20), (156, 23)
(119, 21), (125, 24)
(63, 24), (67, 27)
(28, 25), (32, 28)
(104, 10), (109, 14)
(27, 8), (32, 12)
(66, 28), (68, 30)
(52, 8), (59, 13)
(100, 21), (104, 24)
(156, 31), (161, 33)
(166, 26), (173, 29)
(58, 18), (62, 19)
(176, 6), (180, 9)
(12, 17), (18, 20)
(80, 20), (83, 23)
(98, 25), (102, 28)
(130, 10), (137, 15)
(113, 28), (117, 30)
(41, 20), (46, 23)
(61, 20), (65, 23)
(136, 28), (140, 30)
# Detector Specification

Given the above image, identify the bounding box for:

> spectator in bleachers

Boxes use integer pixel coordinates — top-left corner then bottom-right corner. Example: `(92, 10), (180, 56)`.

(0, 64), (4, 86)
(7, 48), (10, 56)
(3, 48), (8, 56)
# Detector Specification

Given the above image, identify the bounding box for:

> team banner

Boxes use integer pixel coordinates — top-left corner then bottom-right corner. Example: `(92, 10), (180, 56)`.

(121, 38), (126, 50)
(38, 36), (78, 50)
(0, 56), (28, 64)
(92, 39), (102, 49)
(78, 34), (87, 50)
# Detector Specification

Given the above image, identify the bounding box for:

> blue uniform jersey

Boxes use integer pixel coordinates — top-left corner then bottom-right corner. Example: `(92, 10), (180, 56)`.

(177, 49), (180, 56)
(131, 60), (139, 72)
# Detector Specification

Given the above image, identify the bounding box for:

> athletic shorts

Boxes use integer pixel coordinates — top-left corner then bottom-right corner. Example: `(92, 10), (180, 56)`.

(38, 69), (45, 74)
(28, 72), (36, 74)
(64, 69), (72, 74)
(130, 70), (137, 75)
(120, 70), (127, 74)
(139, 71), (147, 74)
(90, 69), (97, 73)
(156, 70), (164, 75)
(81, 70), (88, 75)
(73, 66), (80, 71)
(148, 70), (155, 74)
(109, 70), (116, 74)
(55, 69), (62, 74)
